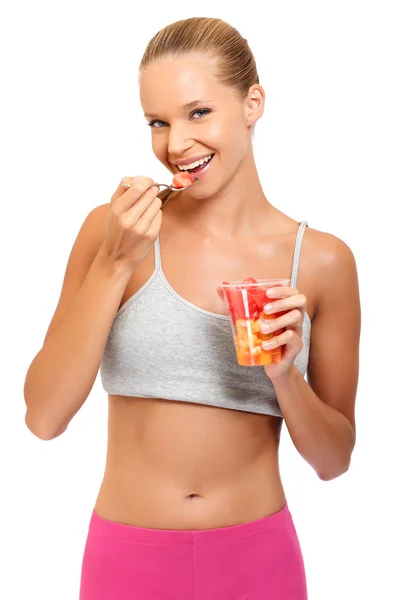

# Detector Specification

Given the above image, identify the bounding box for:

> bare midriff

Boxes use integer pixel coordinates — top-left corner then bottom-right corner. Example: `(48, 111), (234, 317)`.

(94, 396), (285, 529)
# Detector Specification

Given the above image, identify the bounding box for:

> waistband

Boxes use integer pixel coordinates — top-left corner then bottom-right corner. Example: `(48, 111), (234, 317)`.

(89, 502), (291, 546)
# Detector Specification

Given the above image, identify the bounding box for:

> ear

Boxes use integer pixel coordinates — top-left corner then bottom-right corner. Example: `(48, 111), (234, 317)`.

(244, 84), (265, 126)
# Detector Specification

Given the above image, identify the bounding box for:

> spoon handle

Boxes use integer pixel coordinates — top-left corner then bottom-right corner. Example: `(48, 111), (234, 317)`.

(122, 182), (191, 192)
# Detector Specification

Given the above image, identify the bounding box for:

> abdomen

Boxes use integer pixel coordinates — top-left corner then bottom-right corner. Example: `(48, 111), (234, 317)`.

(94, 395), (286, 529)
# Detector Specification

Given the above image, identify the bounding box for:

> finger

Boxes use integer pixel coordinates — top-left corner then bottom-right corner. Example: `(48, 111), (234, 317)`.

(110, 177), (141, 205)
(261, 329), (303, 352)
(263, 293), (307, 315)
(111, 176), (157, 213)
(145, 210), (163, 238)
(122, 185), (161, 224)
(216, 286), (225, 302)
(260, 309), (303, 334)
(135, 195), (163, 232)
(266, 286), (298, 299)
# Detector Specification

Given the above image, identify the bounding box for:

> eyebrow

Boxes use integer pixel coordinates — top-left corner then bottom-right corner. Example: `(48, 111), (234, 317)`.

(144, 100), (212, 119)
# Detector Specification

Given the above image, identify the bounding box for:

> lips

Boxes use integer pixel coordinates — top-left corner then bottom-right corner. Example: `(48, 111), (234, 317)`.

(172, 152), (214, 167)
(187, 153), (214, 181)
(186, 154), (214, 173)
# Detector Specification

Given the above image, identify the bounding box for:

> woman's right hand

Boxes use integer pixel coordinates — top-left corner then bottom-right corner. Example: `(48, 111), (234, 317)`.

(101, 176), (163, 273)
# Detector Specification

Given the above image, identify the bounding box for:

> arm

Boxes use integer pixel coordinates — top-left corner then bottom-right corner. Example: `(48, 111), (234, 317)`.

(24, 205), (133, 441)
(272, 235), (361, 480)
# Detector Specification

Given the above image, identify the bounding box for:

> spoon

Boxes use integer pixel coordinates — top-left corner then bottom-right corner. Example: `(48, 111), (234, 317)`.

(122, 177), (198, 193)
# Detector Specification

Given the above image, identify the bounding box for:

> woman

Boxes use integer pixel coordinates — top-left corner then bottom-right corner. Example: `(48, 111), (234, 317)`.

(24, 17), (361, 600)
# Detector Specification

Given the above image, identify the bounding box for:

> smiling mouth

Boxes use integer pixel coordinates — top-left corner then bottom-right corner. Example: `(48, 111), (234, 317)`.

(187, 154), (214, 181)
(174, 154), (215, 174)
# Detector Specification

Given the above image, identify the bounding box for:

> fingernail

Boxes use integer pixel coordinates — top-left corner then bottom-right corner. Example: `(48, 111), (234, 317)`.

(262, 341), (274, 349)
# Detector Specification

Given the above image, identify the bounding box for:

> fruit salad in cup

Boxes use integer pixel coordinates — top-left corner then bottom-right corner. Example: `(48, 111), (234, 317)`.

(221, 277), (290, 366)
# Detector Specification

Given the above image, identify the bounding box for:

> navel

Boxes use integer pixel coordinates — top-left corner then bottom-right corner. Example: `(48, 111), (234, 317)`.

(186, 493), (201, 500)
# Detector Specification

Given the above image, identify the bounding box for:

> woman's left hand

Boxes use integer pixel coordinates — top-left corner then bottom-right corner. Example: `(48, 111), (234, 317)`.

(260, 286), (307, 381)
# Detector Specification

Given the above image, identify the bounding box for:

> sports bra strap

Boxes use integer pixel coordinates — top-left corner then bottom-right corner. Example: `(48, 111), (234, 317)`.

(154, 237), (162, 272)
(290, 221), (309, 288)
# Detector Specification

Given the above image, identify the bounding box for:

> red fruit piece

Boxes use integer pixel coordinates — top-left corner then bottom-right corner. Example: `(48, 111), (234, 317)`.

(242, 277), (266, 320)
(172, 171), (197, 189)
(224, 286), (246, 321)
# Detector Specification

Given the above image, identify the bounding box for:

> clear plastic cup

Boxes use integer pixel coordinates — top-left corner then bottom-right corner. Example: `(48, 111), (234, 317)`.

(220, 278), (290, 367)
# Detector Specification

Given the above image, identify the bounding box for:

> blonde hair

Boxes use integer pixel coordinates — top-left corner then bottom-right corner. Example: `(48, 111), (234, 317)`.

(139, 17), (260, 206)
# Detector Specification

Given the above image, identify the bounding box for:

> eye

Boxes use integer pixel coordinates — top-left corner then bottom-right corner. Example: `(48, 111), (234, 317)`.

(147, 108), (211, 129)
(147, 119), (166, 129)
(191, 108), (211, 120)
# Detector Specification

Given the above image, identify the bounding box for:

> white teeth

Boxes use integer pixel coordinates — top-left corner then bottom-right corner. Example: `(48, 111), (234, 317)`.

(177, 154), (213, 171)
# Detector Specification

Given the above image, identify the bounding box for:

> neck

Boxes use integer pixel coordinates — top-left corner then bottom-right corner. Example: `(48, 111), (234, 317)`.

(167, 149), (275, 240)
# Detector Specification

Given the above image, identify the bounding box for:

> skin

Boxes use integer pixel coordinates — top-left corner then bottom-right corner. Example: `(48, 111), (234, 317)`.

(93, 55), (361, 529)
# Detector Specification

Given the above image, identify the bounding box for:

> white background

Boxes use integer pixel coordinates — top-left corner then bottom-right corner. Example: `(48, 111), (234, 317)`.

(1, 1), (399, 598)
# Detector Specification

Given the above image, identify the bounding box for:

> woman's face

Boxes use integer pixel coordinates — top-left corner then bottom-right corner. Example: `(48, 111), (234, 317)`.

(139, 55), (261, 197)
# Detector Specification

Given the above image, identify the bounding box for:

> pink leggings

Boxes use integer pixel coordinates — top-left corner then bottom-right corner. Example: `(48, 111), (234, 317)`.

(79, 502), (307, 599)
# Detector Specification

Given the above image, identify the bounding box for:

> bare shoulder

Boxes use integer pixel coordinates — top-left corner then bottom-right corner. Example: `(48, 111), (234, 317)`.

(74, 202), (111, 255)
(65, 201), (110, 263)
(302, 225), (358, 306)
(303, 224), (356, 265)
(85, 202), (109, 238)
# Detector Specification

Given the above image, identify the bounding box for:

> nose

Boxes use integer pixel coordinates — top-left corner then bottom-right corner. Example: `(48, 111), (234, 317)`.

(167, 121), (194, 158)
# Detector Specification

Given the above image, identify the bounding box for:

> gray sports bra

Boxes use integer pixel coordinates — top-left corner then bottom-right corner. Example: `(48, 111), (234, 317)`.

(100, 221), (310, 417)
